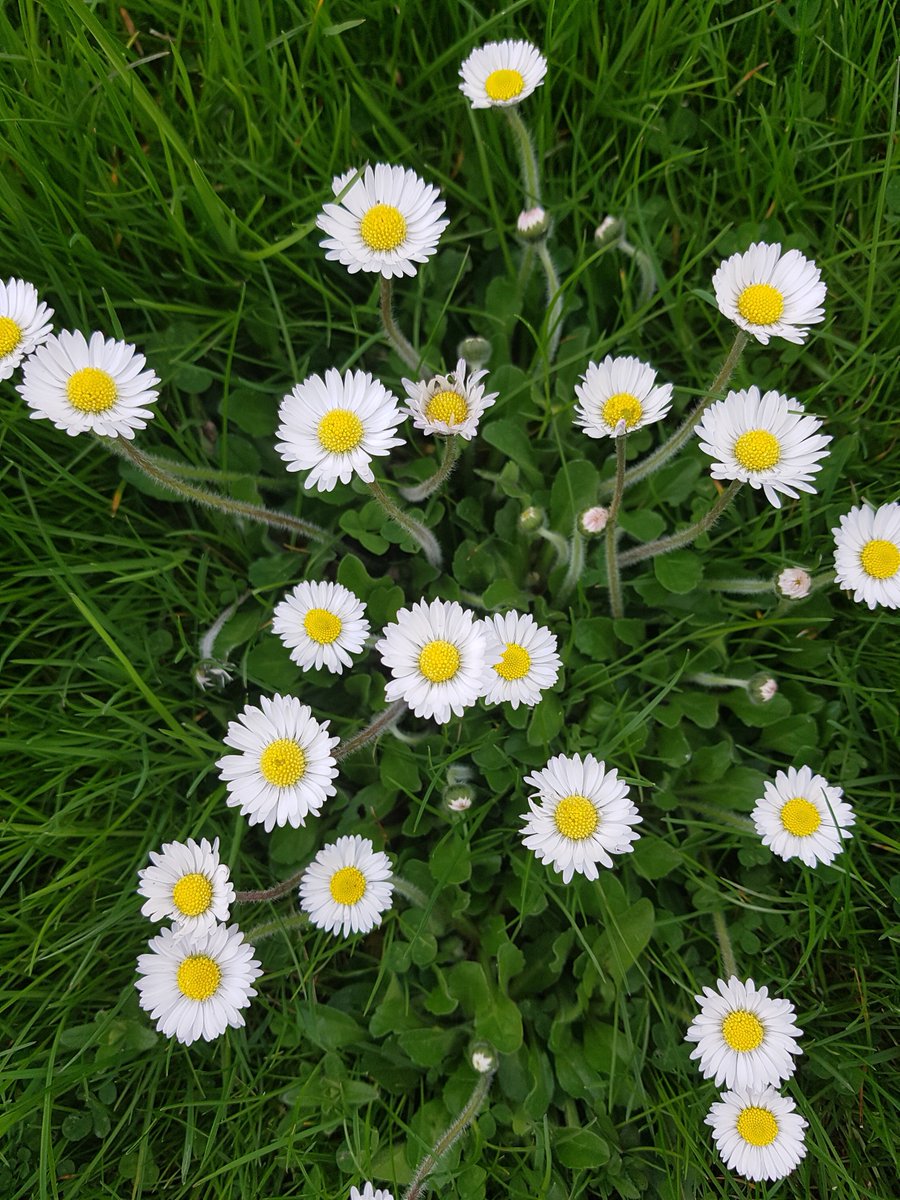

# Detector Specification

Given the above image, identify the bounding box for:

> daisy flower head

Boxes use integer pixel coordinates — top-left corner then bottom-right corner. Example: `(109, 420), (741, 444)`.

(272, 580), (370, 675)
(135, 922), (262, 1046)
(713, 241), (826, 344)
(350, 1185), (394, 1200)
(216, 694), (339, 832)
(275, 368), (405, 492)
(706, 1085), (808, 1182)
(751, 764), (855, 867)
(0, 277), (53, 380)
(520, 753), (642, 883)
(573, 355), (673, 439)
(694, 386), (831, 508)
(832, 502), (900, 610)
(316, 164), (448, 279)
(137, 836), (235, 935)
(480, 611), (561, 709)
(459, 40), (548, 109)
(777, 566), (812, 599)
(299, 835), (393, 938)
(401, 358), (498, 440)
(18, 329), (160, 439)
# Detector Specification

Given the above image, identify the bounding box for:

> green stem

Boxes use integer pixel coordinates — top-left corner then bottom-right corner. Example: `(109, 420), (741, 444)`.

(703, 577), (771, 594)
(503, 107), (541, 208)
(687, 673), (752, 690)
(380, 275), (423, 373)
(535, 241), (564, 365)
(557, 523), (585, 604)
(235, 866), (306, 904)
(536, 525), (570, 568)
(618, 480), (742, 568)
(605, 435), (628, 618)
(400, 435), (461, 503)
(712, 908), (739, 980)
(366, 479), (442, 568)
(516, 243), (536, 298)
(333, 699), (407, 762)
(402, 1067), (497, 1200)
(246, 913), (309, 942)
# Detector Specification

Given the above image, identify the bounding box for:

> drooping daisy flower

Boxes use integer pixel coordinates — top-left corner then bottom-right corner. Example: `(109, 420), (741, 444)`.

(137, 836), (235, 935)
(216, 694), (340, 831)
(751, 765), (855, 867)
(135, 922), (262, 1046)
(375, 598), (487, 723)
(18, 329), (160, 439)
(777, 567), (812, 599)
(401, 358), (498, 440)
(316, 164), (448, 279)
(573, 355), (673, 439)
(480, 611), (561, 709)
(520, 753), (642, 883)
(459, 40), (548, 109)
(832, 502), (900, 610)
(713, 241), (826, 344)
(705, 1086), (808, 1182)
(299, 835), (393, 938)
(0, 277), (53, 380)
(694, 386), (831, 508)
(275, 368), (405, 492)
(272, 580), (370, 675)
(350, 1184), (394, 1200)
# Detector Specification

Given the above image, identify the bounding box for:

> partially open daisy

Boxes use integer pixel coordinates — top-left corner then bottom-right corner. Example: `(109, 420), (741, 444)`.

(18, 329), (160, 439)
(317, 164), (448, 279)
(480, 611), (561, 709)
(832, 502), (900, 610)
(216, 694), (339, 831)
(573, 355), (673, 439)
(777, 567), (812, 599)
(401, 358), (498, 440)
(138, 836), (235, 936)
(751, 765), (855, 867)
(0, 277), (53, 381)
(272, 580), (370, 675)
(520, 753), (642, 883)
(350, 1183), (394, 1200)
(135, 922), (262, 1046)
(706, 1086), (808, 1182)
(299, 835), (393, 938)
(695, 386), (831, 508)
(276, 367), (405, 492)
(713, 241), (826, 344)
(459, 40), (548, 109)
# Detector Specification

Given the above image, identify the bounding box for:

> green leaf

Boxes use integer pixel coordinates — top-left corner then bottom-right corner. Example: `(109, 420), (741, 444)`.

(222, 387), (276, 436)
(550, 459), (601, 532)
(527, 694), (563, 746)
(297, 1004), (364, 1050)
(574, 617), (617, 660)
(596, 899), (655, 983)
(654, 550), (703, 594)
(482, 418), (539, 478)
(398, 1027), (461, 1067)
(632, 835), (682, 880)
(555, 1128), (611, 1168)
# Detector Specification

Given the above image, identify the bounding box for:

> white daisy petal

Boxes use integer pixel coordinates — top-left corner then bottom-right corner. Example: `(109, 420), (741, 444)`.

(137, 836), (235, 935)
(0, 277), (54, 380)
(350, 1184), (394, 1200)
(751, 765), (855, 867)
(480, 611), (561, 709)
(459, 40), (548, 109)
(573, 355), (673, 439)
(713, 241), (826, 344)
(706, 1085), (808, 1182)
(401, 358), (498, 440)
(832, 502), (900, 610)
(776, 567), (812, 599)
(272, 580), (370, 675)
(299, 835), (394, 938)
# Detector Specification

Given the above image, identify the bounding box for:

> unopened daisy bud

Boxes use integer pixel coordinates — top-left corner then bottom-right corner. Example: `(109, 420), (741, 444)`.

(470, 1045), (497, 1074)
(748, 673), (778, 704)
(446, 787), (473, 813)
(519, 505), (546, 533)
(579, 505), (609, 535)
(776, 567), (812, 599)
(457, 336), (492, 370)
(595, 215), (625, 246)
(516, 206), (550, 240)
(446, 762), (474, 786)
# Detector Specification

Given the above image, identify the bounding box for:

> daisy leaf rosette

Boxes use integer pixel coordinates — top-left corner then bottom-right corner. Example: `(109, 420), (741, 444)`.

(713, 240), (826, 344)
(832, 501), (900, 610)
(137, 836), (235, 935)
(299, 834), (393, 938)
(272, 579), (370, 674)
(573, 355), (673, 438)
(751, 764), (855, 867)
(480, 610), (561, 709)
(401, 357), (498, 440)
(459, 39), (548, 109)
(705, 1085), (808, 1182)
(0, 277), (54, 380)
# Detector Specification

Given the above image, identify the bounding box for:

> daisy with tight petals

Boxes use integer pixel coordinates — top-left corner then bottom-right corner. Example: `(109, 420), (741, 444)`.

(706, 1086), (808, 1182)
(459, 40), (548, 109)
(0, 277), (53, 380)
(695, 386), (830, 508)
(751, 764), (855, 867)
(832, 502), (900, 610)
(18, 330), (159, 439)
(317, 164), (448, 279)
(520, 753), (642, 883)
(135, 922), (262, 1046)
(573, 355), (673, 439)
(480, 611), (561, 709)
(299, 835), (393, 938)
(713, 241), (826, 344)
(272, 580), (370, 675)
(376, 598), (487, 723)
(777, 567), (812, 599)
(276, 368), (405, 492)
(350, 1184), (394, 1200)
(401, 358), (498, 440)
(138, 837), (235, 936)
(216, 694), (339, 832)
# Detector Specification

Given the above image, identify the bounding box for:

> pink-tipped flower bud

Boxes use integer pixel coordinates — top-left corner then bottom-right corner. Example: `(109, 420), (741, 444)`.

(777, 567), (812, 600)
(579, 505), (610, 535)
(748, 673), (779, 704)
(516, 206), (550, 241)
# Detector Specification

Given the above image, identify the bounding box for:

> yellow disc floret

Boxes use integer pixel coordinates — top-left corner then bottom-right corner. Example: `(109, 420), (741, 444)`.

(859, 538), (900, 580)
(494, 642), (531, 681)
(359, 203), (407, 252)
(554, 794), (599, 841)
(259, 738), (307, 787)
(425, 389), (468, 426)
(0, 316), (22, 358)
(721, 1009), (765, 1052)
(304, 608), (343, 644)
(66, 366), (118, 413)
(177, 954), (221, 1001)
(318, 408), (364, 453)
(780, 797), (821, 837)
(602, 392), (644, 430)
(733, 429), (781, 471)
(418, 639), (461, 683)
(737, 283), (785, 326)
(172, 872), (214, 918)
(329, 865), (367, 905)
(736, 1105), (779, 1147)
(485, 68), (525, 102)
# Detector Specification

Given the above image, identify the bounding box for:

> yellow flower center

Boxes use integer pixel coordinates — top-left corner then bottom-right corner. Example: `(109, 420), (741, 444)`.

(172, 872), (214, 918)
(329, 865), (367, 905)
(733, 429), (781, 471)
(259, 738), (307, 787)
(303, 607), (343, 644)
(176, 954), (221, 1001)
(736, 283), (785, 326)
(554, 794), (599, 841)
(780, 797), (821, 837)
(317, 408), (364, 453)
(494, 642), (531, 681)
(425, 388), (468, 426)
(66, 366), (118, 413)
(359, 203), (407, 251)
(485, 68), (525, 102)
(0, 316), (22, 358)
(859, 538), (900, 580)
(721, 1009), (765, 1052)
(736, 1106), (779, 1147)
(418, 639), (461, 683)
(602, 392), (643, 429)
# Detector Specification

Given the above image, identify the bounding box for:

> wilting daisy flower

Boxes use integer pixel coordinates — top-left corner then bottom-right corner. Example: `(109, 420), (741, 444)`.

(459, 40), (548, 109)
(573, 355), (673, 439)
(276, 368), (405, 492)
(350, 1184), (394, 1200)
(401, 358), (498, 440)
(299, 835), (393, 938)
(481, 611), (561, 709)
(520, 753), (642, 883)
(138, 836), (235, 935)
(317, 164), (448, 279)
(272, 580), (370, 675)
(376, 598), (487, 723)
(777, 567), (812, 599)
(216, 694), (339, 831)
(713, 241), (826, 345)
(751, 765), (855, 867)
(0, 278), (53, 380)
(695, 386), (831, 508)
(135, 922), (262, 1046)
(18, 330), (160, 439)
(706, 1086), (808, 1182)
(832, 502), (900, 610)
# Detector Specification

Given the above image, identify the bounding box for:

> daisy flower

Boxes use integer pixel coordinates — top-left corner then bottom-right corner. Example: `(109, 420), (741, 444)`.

(480, 611), (561, 709)
(459, 40), (548, 109)
(350, 1184), (394, 1200)
(694, 386), (831, 508)
(573, 355), (673, 438)
(316, 164), (448, 279)
(401, 358), (498, 440)
(520, 753), (642, 883)
(17, 329), (160, 439)
(275, 367), (405, 492)
(375, 598), (487, 723)
(751, 764), (855, 867)
(0, 277), (53, 380)
(272, 580), (370, 675)
(777, 567), (812, 599)
(706, 1085), (808, 1182)
(299, 835), (393, 938)
(135, 922), (262, 1046)
(832, 502), (900, 610)
(137, 836), (235, 935)
(713, 241), (826, 344)
(216, 694), (340, 832)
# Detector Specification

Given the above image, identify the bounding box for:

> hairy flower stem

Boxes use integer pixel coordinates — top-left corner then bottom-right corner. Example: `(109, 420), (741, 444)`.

(198, 591), (250, 662)
(235, 867), (306, 905)
(504, 107), (541, 208)
(246, 912), (309, 941)
(400, 436), (461, 503)
(366, 479), (443, 568)
(516, 243), (536, 297)
(557, 524), (585, 604)
(618, 480), (742, 568)
(535, 241), (564, 365)
(402, 1066), (497, 1200)
(605, 435), (628, 618)
(334, 699), (408, 762)
(380, 276), (424, 373)
(703, 577), (771, 594)
(712, 907), (739, 979)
